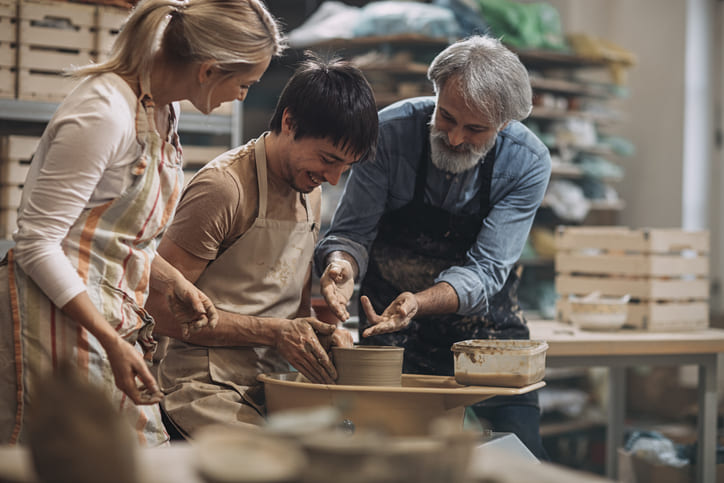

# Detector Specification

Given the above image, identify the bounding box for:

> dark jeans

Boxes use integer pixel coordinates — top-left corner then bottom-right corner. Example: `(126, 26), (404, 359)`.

(470, 390), (549, 461)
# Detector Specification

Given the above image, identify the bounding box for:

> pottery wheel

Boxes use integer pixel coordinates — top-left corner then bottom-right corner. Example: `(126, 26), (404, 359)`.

(258, 372), (545, 436)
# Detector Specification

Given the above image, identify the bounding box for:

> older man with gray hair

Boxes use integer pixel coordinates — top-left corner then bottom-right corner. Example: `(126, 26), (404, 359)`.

(314, 35), (551, 458)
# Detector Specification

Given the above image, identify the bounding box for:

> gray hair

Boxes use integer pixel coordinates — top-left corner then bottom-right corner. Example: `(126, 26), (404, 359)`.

(73, 0), (284, 78)
(427, 35), (532, 125)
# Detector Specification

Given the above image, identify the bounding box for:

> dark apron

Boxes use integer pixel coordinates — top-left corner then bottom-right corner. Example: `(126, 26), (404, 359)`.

(359, 138), (529, 378)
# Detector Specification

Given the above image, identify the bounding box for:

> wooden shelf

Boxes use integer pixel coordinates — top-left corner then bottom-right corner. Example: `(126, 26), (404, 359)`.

(530, 106), (622, 124)
(530, 77), (613, 98)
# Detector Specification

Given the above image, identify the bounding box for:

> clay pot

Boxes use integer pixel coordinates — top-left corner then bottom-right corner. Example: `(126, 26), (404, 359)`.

(332, 345), (404, 386)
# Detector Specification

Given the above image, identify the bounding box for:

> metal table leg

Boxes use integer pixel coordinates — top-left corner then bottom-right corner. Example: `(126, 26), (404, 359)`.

(606, 366), (626, 479)
(698, 353), (719, 483)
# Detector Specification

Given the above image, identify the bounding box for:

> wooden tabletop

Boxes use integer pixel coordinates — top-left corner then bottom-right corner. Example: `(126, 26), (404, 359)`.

(528, 319), (724, 357)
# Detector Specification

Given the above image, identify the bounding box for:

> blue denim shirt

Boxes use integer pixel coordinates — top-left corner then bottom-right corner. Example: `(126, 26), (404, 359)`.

(314, 97), (551, 316)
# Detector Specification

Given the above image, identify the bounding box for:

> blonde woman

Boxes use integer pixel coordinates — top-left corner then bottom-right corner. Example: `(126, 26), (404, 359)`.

(0, 0), (283, 446)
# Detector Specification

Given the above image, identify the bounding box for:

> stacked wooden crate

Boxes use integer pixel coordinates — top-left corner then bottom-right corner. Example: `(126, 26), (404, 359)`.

(0, 135), (39, 237)
(555, 226), (710, 331)
(0, 0), (16, 98)
(17, 0), (96, 101)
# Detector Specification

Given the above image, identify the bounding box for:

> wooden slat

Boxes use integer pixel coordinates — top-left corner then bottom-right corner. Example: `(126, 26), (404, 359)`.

(20, 0), (96, 27)
(0, 0), (17, 17)
(19, 21), (94, 51)
(556, 226), (709, 254)
(627, 301), (709, 331)
(0, 160), (30, 185)
(0, 66), (13, 98)
(97, 5), (128, 30)
(0, 185), (22, 208)
(0, 17), (16, 43)
(18, 69), (77, 101)
(555, 274), (709, 300)
(0, 43), (14, 68)
(556, 298), (710, 332)
(555, 253), (709, 277)
(18, 44), (93, 72)
(1, 135), (40, 160)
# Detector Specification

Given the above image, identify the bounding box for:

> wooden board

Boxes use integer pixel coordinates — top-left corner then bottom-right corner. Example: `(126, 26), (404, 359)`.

(18, 68), (77, 101)
(0, 17), (16, 43)
(96, 4), (128, 30)
(555, 274), (709, 300)
(19, 20), (95, 51)
(18, 44), (93, 72)
(20, 0), (96, 27)
(1, 135), (39, 161)
(0, 185), (23, 208)
(555, 252), (709, 277)
(556, 298), (709, 332)
(0, 66), (13, 98)
(0, 0), (17, 17)
(0, 43), (15, 68)
(556, 226), (709, 253)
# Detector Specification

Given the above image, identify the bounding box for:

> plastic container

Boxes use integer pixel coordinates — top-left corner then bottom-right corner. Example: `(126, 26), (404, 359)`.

(451, 340), (548, 387)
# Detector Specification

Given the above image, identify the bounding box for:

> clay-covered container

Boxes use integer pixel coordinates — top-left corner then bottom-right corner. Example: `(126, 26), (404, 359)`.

(451, 339), (548, 387)
(332, 345), (404, 386)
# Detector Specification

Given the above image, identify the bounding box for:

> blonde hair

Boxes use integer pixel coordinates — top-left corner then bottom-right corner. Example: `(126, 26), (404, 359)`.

(74, 0), (284, 78)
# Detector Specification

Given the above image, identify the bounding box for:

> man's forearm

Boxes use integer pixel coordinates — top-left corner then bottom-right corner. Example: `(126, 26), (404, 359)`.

(414, 281), (459, 316)
(151, 299), (283, 348)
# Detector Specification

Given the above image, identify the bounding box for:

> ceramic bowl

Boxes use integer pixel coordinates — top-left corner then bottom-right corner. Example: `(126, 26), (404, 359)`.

(568, 293), (630, 331)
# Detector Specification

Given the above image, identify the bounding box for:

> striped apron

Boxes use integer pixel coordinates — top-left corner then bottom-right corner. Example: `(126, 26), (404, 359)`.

(0, 76), (182, 446)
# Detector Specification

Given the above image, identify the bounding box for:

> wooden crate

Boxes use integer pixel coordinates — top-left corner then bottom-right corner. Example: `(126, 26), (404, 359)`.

(0, 207), (17, 238)
(1, 135), (38, 183)
(555, 226), (710, 331)
(0, 0), (17, 17)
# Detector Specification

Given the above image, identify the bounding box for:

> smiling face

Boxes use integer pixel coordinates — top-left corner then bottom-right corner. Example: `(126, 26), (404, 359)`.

(272, 109), (359, 193)
(194, 57), (271, 114)
(429, 78), (503, 173)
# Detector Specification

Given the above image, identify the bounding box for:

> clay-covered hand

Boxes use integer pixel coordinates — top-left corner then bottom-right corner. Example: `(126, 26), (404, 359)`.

(166, 276), (219, 338)
(276, 318), (338, 384)
(104, 336), (164, 405)
(320, 259), (355, 322)
(361, 292), (418, 338)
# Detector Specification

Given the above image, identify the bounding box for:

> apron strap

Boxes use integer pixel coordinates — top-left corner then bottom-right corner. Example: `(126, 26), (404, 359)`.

(254, 135), (269, 219)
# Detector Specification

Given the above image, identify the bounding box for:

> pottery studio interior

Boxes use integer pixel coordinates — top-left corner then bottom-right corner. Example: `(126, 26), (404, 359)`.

(0, 0), (724, 482)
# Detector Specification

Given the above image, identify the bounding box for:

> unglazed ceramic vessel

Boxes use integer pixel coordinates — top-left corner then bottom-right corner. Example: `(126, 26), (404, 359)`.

(332, 345), (404, 386)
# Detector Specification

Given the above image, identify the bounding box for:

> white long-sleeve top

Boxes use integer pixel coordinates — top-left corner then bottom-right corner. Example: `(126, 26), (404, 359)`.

(13, 73), (147, 308)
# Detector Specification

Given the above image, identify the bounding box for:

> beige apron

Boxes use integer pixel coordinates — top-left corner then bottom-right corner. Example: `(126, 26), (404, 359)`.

(0, 74), (182, 447)
(159, 135), (318, 436)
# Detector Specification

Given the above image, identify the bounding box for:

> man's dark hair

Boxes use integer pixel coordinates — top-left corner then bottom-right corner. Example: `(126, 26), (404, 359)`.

(269, 53), (378, 162)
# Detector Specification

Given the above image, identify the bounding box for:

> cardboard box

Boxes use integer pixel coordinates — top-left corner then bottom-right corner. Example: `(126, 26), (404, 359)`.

(618, 448), (723, 483)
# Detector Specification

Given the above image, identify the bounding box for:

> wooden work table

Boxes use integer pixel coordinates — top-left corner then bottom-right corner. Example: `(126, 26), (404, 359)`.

(529, 319), (724, 483)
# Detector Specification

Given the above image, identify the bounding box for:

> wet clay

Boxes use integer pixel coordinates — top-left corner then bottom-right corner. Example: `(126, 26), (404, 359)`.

(454, 370), (545, 388)
(332, 345), (404, 386)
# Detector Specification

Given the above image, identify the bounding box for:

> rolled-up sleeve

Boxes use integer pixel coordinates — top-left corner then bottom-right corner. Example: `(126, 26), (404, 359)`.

(436, 138), (551, 316)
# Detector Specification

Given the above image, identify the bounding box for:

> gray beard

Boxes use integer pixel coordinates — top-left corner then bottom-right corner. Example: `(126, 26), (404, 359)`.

(429, 129), (495, 174)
